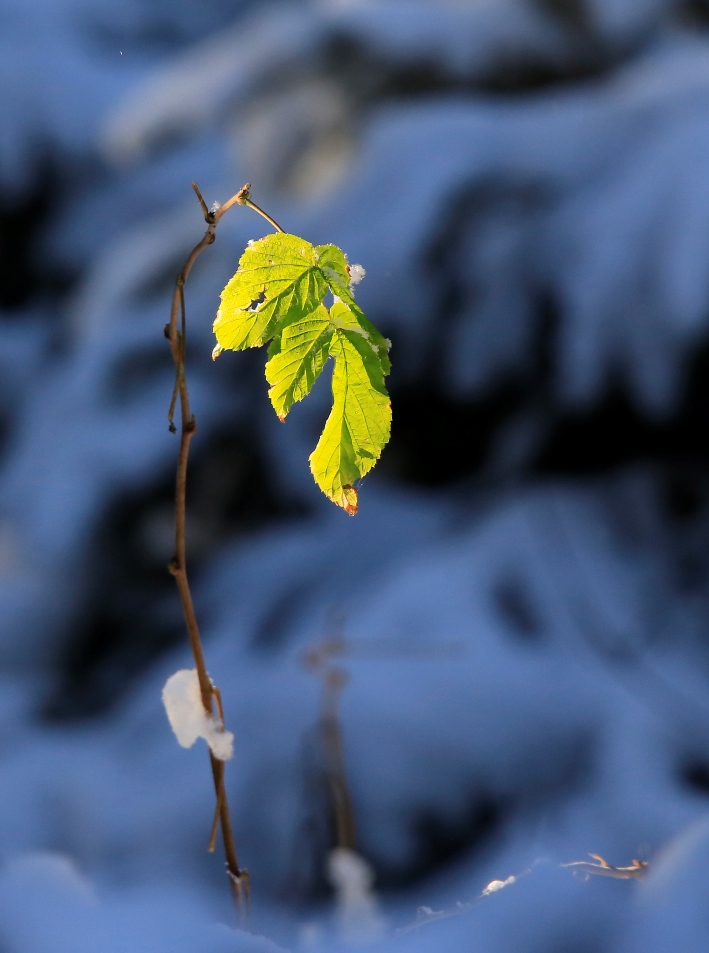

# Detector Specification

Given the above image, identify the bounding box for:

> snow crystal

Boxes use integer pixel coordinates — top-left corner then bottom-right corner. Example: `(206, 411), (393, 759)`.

(327, 847), (386, 946)
(161, 669), (234, 761)
(349, 264), (366, 289)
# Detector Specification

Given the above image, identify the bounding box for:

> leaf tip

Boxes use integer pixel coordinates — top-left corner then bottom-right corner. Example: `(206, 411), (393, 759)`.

(211, 344), (223, 361)
(342, 484), (358, 516)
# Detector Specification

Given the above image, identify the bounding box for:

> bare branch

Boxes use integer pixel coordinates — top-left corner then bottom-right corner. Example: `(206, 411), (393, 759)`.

(562, 855), (648, 880)
(165, 181), (283, 918)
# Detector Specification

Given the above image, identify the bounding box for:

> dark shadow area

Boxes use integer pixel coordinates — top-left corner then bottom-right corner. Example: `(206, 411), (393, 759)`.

(376, 795), (510, 891)
(383, 379), (524, 486)
(533, 338), (709, 482)
(0, 161), (77, 311)
(41, 425), (308, 720)
(680, 758), (709, 795)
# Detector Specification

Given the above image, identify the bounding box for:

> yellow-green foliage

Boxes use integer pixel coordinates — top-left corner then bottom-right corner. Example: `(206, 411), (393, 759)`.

(214, 234), (391, 514)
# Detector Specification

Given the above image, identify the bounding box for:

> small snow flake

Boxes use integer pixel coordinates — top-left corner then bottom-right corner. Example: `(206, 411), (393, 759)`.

(349, 264), (366, 288)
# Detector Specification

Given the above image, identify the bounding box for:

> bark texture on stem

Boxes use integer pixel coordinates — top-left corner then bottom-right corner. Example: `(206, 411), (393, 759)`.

(166, 181), (256, 917)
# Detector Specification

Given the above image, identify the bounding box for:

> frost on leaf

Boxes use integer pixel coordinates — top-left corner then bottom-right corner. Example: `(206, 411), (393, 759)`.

(348, 263), (366, 289)
(161, 669), (234, 761)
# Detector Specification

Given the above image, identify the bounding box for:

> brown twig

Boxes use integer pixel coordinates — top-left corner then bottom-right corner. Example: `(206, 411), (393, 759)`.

(207, 686), (227, 854)
(301, 624), (464, 856)
(395, 854), (648, 939)
(302, 624), (357, 852)
(321, 668), (357, 850)
(562, 854), (648, 880)
(165, 180), (270, 918)
(243, 198), (285, 234)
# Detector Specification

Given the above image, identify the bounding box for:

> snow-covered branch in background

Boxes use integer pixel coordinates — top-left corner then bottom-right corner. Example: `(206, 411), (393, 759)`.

(327, 847), (385, 947)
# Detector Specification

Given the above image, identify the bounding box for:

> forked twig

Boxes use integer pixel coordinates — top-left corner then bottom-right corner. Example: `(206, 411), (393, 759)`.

(395, 854), (648, 938)
(562, 854), (648, 880)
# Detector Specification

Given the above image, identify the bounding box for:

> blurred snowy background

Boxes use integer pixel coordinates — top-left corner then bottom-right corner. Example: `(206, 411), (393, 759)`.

(5, 0), (709, 949)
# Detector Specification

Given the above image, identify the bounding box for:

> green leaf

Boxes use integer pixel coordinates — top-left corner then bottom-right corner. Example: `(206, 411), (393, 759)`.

(314, 246), (391, 371)
(265, 305), (334, 420)
(309, 317), (391, 516)
(312, 244), (351, 297)
(214, 234), (329, 350)
(329, 299), (391, 375)
(214, 230), (392, 514)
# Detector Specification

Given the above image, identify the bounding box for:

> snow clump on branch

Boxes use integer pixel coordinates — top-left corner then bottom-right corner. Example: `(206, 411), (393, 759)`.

(162, 669), (234, 761)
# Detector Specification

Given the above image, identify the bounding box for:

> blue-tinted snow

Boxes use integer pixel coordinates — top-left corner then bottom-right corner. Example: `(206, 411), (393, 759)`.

(3, 0), (709, 951)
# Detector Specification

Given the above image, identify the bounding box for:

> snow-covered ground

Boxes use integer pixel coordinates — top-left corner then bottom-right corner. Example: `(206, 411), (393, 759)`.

(4, 0), (709, 950)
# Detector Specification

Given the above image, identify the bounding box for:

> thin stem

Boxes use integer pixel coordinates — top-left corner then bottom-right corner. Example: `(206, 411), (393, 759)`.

(208, 687), (227, 853)
(166, 180), (282, 918)
(243, 198), (285, 234)
(208, 777), (225, 854)
(191, 181), (211, 219)
(321, 669), (356, 850)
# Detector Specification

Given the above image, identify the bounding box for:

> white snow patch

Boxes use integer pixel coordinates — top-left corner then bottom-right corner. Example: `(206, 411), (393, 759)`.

(327, 847), (386, 946)
(298, 921), (324, 949)
(483, 875), (516, 895)
(162, 669), (234, 761)
(349, 264), (366, 288)
(0, 852), (96, 905)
